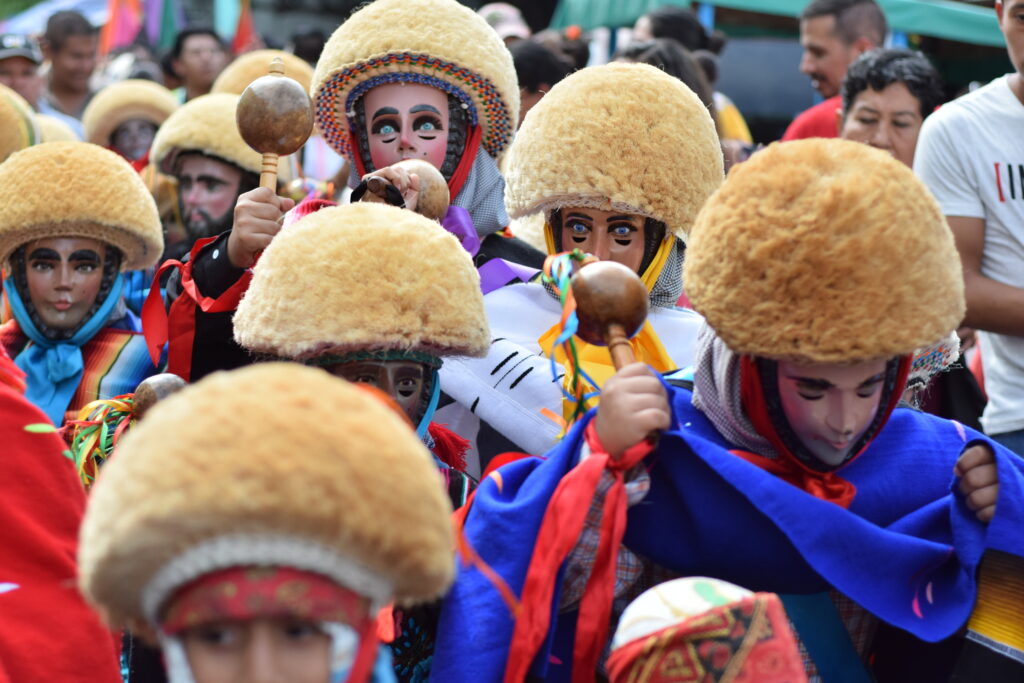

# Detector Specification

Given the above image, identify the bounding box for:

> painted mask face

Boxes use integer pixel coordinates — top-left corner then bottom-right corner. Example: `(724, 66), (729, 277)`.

(362, 83), (449, 171)
(110, 118), (158, 161)
(24, 236), (107, 331)
(326, 360), (430, 426)
(559, 207), (647, 274)
(182, 617), (332, 683)
(776, 358), (888, 467)
(175, 153), (244, 241)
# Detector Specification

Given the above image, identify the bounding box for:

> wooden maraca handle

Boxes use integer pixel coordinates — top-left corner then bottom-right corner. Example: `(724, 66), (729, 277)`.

(260, 153), (278, 190)
(606, 323), (637, 370)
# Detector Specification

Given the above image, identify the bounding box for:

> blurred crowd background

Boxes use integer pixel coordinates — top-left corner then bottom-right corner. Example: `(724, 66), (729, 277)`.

(0, 0), (1009, 144)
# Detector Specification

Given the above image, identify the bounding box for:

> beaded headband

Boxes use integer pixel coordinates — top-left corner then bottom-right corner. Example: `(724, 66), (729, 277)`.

(314, 52), (513, 161)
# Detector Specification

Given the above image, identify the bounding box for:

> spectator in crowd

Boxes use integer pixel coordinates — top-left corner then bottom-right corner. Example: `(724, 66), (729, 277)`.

(289, 27), (326, 66)
(509, 38), (571, 126)
(0, 34), (83, 138)
(632, 5), (711, 52)
(478, 2), (532, 45)
(839, 48), (943, 167)
(693, 49), (753, 144)
(534, 26), (590, 71)
(616, 38), (716, 129)
(783, 0), (886, 141)
(169, 28), (228, 103)
(39, 10), (97, 121)
(914, 0), (1024, 460)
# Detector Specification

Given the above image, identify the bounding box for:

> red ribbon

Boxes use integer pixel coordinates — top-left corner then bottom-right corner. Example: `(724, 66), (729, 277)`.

(738, 354), (911, 509)
(504, 422), (654, 683)
(141, 237), (252, 380)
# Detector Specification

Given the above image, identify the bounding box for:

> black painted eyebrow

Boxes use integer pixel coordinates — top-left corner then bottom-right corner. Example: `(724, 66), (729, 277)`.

(410, 104), (442, 115)
(28, 248), (60, 260)
(787, 376), (833, 391)
(69, 249), (101, 262)
(858, 373), (886, 388)
(607, 215), (639, 223)
(372, 106), (399, 119)
(565, 213), (593, 222)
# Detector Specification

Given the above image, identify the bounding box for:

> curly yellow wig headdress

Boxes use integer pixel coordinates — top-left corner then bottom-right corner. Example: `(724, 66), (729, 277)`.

(78, 363), (455, 629)
(0, 142), (162, 270)
(504, 62), (723, 242)
(685, 138), (964, 363)
(311, 0), (518, 161)
(234, 203), (489, 360)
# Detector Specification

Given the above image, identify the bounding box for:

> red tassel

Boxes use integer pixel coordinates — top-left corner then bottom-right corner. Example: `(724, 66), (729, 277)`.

(428, 423), (469, 472)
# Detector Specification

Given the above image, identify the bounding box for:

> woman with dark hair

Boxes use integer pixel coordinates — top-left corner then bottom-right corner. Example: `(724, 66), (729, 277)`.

(614, 38), (716, 123)
(839, 48), (944, 167)
(632, 5), (710, 52)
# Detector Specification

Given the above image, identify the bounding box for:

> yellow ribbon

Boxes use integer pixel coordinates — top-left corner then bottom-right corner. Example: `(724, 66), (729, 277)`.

(539, 224), (679, 425)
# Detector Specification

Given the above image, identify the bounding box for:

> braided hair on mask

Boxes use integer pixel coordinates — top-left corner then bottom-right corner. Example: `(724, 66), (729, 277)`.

(352, 91), (469, 181)
(9, 242), (123, 341)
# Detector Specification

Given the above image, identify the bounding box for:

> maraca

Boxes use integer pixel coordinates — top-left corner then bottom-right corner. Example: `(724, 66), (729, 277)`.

(133, 373), (187, 419)
(365, 158), (450, 221)
(570, 260), (649, 369)
(236, 57), (314, 190)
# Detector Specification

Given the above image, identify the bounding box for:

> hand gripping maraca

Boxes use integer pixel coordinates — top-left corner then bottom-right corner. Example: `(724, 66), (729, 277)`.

(361, 158), (451, 221)
(236, 57), (314, 190)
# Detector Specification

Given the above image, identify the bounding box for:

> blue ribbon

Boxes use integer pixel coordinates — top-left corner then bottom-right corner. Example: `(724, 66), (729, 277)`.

(416, 367), (442, 439)
(3, 273), (124, 425)
(440, 205), (539, 294)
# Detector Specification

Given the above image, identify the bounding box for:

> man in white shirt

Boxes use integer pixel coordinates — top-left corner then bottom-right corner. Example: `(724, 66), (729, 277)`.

(914, 0), (1024, 455)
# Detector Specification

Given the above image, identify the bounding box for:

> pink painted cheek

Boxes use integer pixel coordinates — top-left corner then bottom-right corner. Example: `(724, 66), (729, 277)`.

(369, 137), (401, 171)
(421, 136), (448, 170)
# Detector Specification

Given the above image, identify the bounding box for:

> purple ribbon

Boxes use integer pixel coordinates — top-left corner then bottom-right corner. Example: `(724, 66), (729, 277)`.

(441, 206), (539, 294)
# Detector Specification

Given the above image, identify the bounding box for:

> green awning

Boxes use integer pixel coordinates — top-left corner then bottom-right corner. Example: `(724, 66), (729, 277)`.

(550, 0), (1005, 48)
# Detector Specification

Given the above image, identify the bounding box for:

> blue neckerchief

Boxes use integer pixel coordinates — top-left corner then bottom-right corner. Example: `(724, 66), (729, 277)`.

(4, 273), (125, 425)
(416, 368), (441, 439)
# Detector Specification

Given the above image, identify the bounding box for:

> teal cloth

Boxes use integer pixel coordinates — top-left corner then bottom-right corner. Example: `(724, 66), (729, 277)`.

(780, 592), (873, 682)
(3, 274), (124, 425)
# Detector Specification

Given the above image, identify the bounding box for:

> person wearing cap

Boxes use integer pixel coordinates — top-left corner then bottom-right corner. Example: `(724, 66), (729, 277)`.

(78, 363), (455, 683)
(0, 33), (83, 138)
(0, 344), (121, 683)
(607, 577), (806, 683)
(82, 79), (178, 162)
(434, 140), (1024, 680)
(0, 142), (163, 426)
(478, 3), (532, 45)
(435, 62), (722, 471)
